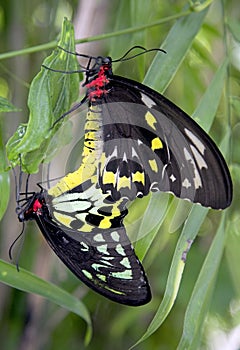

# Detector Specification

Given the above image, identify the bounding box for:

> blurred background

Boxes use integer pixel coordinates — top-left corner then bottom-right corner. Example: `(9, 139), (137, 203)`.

(0, 1), (239, 349)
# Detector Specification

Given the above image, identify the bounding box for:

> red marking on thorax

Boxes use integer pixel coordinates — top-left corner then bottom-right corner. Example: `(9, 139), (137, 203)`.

(86, 65), (110, 101)
(33, 199), (42, 213)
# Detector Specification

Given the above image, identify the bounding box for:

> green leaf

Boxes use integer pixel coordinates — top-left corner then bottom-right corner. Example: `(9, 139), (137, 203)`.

(0, 171), (10, 220)
(177, 215), (227, 349)
(192, 58), (228, 131)
(0, 259), (92, 345)
(225, 163), (240, 295)
(0, 96), (20, 112)
(6, 18), (80, 173)
(228, 18), (240, 42)
(174, 127), (231, 349)
(134, 192), (170, 261)
(143, 5), (209, 92)
(0, 120), (10, 219)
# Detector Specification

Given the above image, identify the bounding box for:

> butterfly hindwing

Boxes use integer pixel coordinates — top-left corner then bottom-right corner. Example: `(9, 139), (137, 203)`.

(22, 175), (151, 306)
(31, 191), (151, 306)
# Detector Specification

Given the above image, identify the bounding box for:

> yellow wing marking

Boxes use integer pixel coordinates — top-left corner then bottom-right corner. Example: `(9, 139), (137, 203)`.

(149, 159), (158, 172)
(117, 176), (131, 190)
(102, 171), (116, 185)
(49, 105), (103, 197)
(132, 171), (145, 184)
(145, 111), (157, 130)
(48, 165), (97, 197)
(151, 137), (163, 151)
(53, 212), (73, 228)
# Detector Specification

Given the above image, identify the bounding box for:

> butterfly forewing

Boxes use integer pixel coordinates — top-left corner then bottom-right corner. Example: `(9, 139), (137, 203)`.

(96, 75), (232, 209)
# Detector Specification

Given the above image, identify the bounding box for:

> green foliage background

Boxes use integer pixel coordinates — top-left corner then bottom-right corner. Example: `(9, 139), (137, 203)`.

(0, 1), (239, 349)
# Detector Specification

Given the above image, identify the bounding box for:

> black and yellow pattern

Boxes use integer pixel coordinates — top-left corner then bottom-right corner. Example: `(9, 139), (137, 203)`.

(19, 181), (151, 306)
(95, 76), (232, 209)
(17, 51), (232, 306)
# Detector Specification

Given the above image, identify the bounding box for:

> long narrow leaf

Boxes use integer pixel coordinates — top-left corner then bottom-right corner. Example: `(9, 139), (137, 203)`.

(177, 214), (227, 349)
(0, 259), (92, 345)
(144, 6), (208, 92)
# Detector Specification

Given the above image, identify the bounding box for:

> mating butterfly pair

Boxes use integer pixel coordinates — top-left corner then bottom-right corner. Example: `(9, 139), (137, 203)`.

(16, 47), (232, 306)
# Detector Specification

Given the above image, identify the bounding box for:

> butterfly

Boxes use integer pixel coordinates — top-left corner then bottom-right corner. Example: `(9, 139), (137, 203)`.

(16, 46), (232, 306)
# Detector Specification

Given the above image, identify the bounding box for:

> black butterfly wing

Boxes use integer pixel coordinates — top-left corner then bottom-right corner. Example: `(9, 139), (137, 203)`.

(97, 75), (232, 209)
(31, 177), (151, 306)
(35, 210), (151, 306)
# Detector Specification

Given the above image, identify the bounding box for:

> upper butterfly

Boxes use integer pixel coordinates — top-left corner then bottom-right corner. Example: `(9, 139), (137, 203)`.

(48, 46), (232, 209)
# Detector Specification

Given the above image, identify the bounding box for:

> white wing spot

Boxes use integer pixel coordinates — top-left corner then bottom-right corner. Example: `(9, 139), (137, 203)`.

(190, 145), (208, 169)
(92, 262), (112, 271)
(75, 212), (87, 222)
(120, 257), (131, 269)
(170, 174), (176, 182)
(105, 146), (118, 164)
(182, 178), (192, 188)
(110, 270), (133, 280)
(115, 244), (125, 256)
(82, 270), (92, 279)
(81, 242), (89, 251)
(101, 255), (114, 260)
(96, 244), (109, 254)
(62, 237), (69, 244)
(131, 147), (139, 158)
(110, 231), (120, 242)
(141, 92), (156, 108)
(94, 233), (104, 242)
(184, 147), (202, 189)
(123, 152), (128, 162)
(54, 200), (91, 213)
(185, 128), (206, 154)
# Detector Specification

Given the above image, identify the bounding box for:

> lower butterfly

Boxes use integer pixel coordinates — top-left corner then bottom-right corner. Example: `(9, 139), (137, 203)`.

(15, 47), (232, 306)
(17, 175), (151, 306)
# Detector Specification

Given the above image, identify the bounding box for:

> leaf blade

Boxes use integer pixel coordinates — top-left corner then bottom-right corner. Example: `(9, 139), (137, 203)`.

(6, 18), (80, 173)
(0, 259), (92, 345)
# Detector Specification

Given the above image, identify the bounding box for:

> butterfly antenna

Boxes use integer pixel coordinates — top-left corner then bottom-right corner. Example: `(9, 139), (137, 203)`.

(8, 222), (25, 267)
(41, 64), (84, 75)
(57, 46), (94, 61)
(42, 46), (95, 74)
(41, 48), (86, 74)
(53, 47), (102, 77)
(25, 173), (31, 199)
(113, 46), (166, 62)
(115, 45), (148, 60)
(50, 94), (88, 129)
